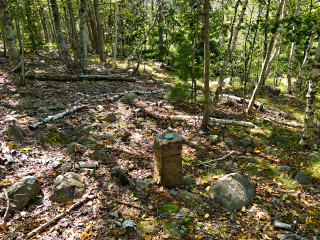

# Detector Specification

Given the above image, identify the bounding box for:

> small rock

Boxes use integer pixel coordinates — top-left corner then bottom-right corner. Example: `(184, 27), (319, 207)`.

(80, 137), (97, 148)
(122, 220), (135, 229)
(239, 136), (254, 147)
(183, 176), (195, 186)
(55, 102), (66, 109)
(265, 146), (278, 155)
(277, 232), (309, 240)
(62, 142), (85, 156)
(88, 150), (107, 162)
(260, 85), (280, 97)
(120, 131), (132, 141)
(19, 99), (33, 108)
(4, 125), (25, 140)
(56, 130), (72, 144)
(277, 166), (292, 175)
(294, 172), (312, 185)
(38, 107), (49, 113)
(60, 163), (72, 171)
(103, 112), (118, 123)
(225, 161), (234, 170)
(135, 180), (150, 188)
(49, 172), (85, 202)
(309, 152), (320, 162)
(224, 137), (236, 147)
(207, 135), (219, 144)
(0, 176), (41, 210)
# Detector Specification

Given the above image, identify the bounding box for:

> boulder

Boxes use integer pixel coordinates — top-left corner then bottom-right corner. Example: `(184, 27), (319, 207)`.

(0, 176), (41, 210)
(260, 85), (280, 97)
(62, 142), (85, 156)
(224, 137), (236, 147)
(207, 135), (219, 144)
(239, 136), (254, 147)
(309, 152), (320, 162)
(209, 173), (255, 211)
(80, 137), (98, 147)
(4, 125), (25, 140)
(294, 172), (312, 185)
(88, 149), (107, 162)
(50, 172), (85, 202)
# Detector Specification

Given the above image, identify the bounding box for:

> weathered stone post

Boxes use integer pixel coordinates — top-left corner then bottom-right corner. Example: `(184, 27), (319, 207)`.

(154, 132), (182, 187)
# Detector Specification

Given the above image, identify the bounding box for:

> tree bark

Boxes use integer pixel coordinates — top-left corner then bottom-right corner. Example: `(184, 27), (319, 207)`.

(211, 0), (248, 114)
(263, 0), (271, 60)
(299, 38), (320, 147)
(50, 0), (73, 70)
(286, 0), (301, 94)
(79, 0), (88, 70)
(158, 0), (164, 62)
(293, 9), (320, 96)
(202, 0), (210, 128)
(93, 0), (106, 62)
(0, 0), (21, 68)
(119, 3), (126, 57)
(113, 2), (117, 69)
(67, 0), (80, 62)
(246, 0), (286, 114)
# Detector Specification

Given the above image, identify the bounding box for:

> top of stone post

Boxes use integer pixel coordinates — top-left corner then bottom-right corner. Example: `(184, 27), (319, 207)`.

(155, 132), (182, 144)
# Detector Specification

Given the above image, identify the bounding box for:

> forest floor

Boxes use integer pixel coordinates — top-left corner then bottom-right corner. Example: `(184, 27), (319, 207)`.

(0, 52), (320, 240)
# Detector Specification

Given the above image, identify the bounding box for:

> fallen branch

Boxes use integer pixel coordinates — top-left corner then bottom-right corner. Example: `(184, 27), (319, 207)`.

(221, 94), (263, 110)
(1, 217), (35, 240)
(195, 150), (237, 166)
(26, 195), (95, 239)
(25, 73), (135, 82)
(155, 62), (178, 72)
(29, 104), (86, 129)
(1, 189), (9, 225)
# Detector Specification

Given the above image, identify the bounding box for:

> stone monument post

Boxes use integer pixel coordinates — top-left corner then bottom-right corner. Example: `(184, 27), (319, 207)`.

(154, 132), (182, 187)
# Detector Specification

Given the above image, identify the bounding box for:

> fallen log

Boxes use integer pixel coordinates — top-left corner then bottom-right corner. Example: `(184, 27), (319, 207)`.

(221, 94), (263, 110)
(25, 73), (136, 82)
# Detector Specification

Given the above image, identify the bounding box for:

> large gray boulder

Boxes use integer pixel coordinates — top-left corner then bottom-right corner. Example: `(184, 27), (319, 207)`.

(209, 173), (255, 211)
(50, 172), (85, 202)
(0, 176), (41, 210)
(260, 85), (280, 97)
(294, 172), (312, 185)
(4, 125), (25, 140)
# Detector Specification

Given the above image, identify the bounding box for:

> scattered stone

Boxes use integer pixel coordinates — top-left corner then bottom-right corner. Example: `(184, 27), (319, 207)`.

(49, 172), (85, 202)
(102, 112), (118, 123)
(135, 180), (150, 188)
(309, 152), (320, 162)
(80, 137), (97, 148)
(209, 173), (255, 211)
(277, 165), (292, 175)
(88, 149), (107, 162)
(19, 99), (33, 108)
(277, 232), (309, 240)
(122, 220), (135, 229)
(4, 125), (25, 140)
(294, 172), (312, 185)
(239, 136), (254, 148)
(120, 131), (132, 141)
(265, 146), (278, 155)
(55, 102), (66, 109)
(154, 132), (183, 187)
(56, 130), (73, 144)
(224, 137), (236, 147)
(207, 135), (219, 144)
(60, 163), (72, 171)
(224, 161), (234, 170)
(260, 85), (280, 97)
(62, 142), (85, 156)
(178, 189), (202, 201)
(0, 176), (41, 210)
(183, 176), (195, 186)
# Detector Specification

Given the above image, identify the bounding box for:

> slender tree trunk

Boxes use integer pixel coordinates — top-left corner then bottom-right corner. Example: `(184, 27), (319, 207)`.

(286, 0), (301, 94)
(119, 3), (126, 57)
(293, 9), (320, 96)
(0, 0), (21, 68)
(87, 1), (98, 53)
(14, 19), (22, 53)
(47, 0), (58, 48)
(211, 0), (248, 114)
(299, 38), (320, 147)
(38, 1), (49, 43)
(263, 0), (271, 59)
(113, 2), (117, 69)
(191, 0), (200, 112)
(158, 0), (164, 62)
(246, 0), (286, 113)
(1, 23), (7, 57)
(79, 0), (88, 70)
(67, 0), (80, 62)
(93, 0), (105, 62)
(50, 0), (73, 70)
(202, 0), (210, 128)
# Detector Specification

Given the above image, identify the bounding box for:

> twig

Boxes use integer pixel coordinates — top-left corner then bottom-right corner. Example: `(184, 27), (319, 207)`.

(1, 189), (9, 224)
(26, 195), (95, 239)
(1, 217), (35, 240)
(109, 197), (148, 212)
(195, 150), (236, 166)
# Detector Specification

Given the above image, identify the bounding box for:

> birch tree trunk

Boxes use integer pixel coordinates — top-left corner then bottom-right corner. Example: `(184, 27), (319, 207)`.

(0, 0), (21, 68)
(93, 0), (105, 62)
(286, 0), (301, 94)
(79, 0), (88, 70)
(202, 0), (210, 128)
(246, 0), (286, 114)
(211, 0), (248, 114)
(299, 38), (320, 147)
(292, 9), (320, 96)
(263, 0), (271, 60)
(67, 0), (80, 62)
(50, 0), (73, 70)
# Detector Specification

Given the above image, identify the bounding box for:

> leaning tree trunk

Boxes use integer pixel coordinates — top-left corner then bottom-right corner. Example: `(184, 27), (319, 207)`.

(0, 0), (21, 68)
(299, 38), (320, 147)
(93, 0), (105, 62)
(246, 0), (286, 114)
(202, 0), (210, 129)
(79, 0), (88, 70)
(293, 9), (320, 96)
(50, 0), (73, 70)
(211, 0), (248, 114)
(286, 0), (301, 94)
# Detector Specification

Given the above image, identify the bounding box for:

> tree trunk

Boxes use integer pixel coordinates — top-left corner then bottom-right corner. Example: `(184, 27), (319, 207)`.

(286, 0), (301, 94)
(246, 0), (286, 114)
(87, 1), (98, 53)
(113, 2), (117, 69)
(50, 0), (73, 70)
(38, 1), (49, 43)
(263, 0), (271, 60)
(157, 0), (164, 62)
(79, 0), (88, 70)
(293, 9), (320, 96)
(119, 3), (126, 57)
(67, 0), (80, 62)
(0, 0), (21, 68)
(211, 0), (248, 114)
(202, 0), (210, 128)
(93, 0), (105, 62)
(299, 38), (320, 147)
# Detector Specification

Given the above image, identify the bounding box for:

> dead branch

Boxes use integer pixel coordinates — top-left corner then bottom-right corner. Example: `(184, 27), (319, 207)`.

(221, 94), (264, 110)
(195, 150), (237, 166)
(26, 195), (95, 239)
(1, 217), (35, 240)
(1, 189), (9, 225)
(25, 73), (136, 82)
